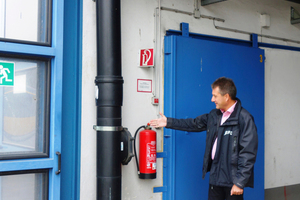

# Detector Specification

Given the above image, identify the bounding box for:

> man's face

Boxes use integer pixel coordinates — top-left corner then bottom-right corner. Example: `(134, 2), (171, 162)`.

(211, 87), (227, 110)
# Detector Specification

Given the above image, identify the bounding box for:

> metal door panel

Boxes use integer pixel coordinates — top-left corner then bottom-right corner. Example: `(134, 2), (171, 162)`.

(163, 33), (264, 200)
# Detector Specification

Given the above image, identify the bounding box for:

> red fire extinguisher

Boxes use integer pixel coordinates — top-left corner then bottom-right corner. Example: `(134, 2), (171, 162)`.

(134, 124), (157, 179)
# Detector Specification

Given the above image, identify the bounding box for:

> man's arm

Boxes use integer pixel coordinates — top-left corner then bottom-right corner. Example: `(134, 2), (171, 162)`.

(150, 112), (209, 132)
(233, 111), (258, 189)
(149, 112), (167, 128)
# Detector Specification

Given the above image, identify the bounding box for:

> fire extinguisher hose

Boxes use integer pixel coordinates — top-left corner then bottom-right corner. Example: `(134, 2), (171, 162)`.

(134, 125), (146, 174)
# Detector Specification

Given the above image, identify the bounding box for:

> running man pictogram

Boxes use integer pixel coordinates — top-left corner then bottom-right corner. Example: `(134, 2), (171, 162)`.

(0, 62), (14, 86)
(0, 65), (12, 84)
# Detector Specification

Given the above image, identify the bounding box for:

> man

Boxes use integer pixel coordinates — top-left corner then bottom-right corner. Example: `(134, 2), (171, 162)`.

(150, 77), (258, 200)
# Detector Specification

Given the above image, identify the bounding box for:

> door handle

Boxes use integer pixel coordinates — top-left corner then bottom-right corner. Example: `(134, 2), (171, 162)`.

(55, 151), (61, 175)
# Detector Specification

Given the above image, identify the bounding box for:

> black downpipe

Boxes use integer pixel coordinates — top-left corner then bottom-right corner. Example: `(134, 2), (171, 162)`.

(95, 0), (123, 200)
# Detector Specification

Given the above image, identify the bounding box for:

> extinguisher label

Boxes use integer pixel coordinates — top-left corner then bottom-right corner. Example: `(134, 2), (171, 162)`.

(146, 141), (156, 170)
(152, 163), (156, 170)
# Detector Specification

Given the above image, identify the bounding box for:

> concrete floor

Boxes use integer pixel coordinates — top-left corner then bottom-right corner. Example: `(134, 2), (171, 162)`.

(265, 184), (300, 200)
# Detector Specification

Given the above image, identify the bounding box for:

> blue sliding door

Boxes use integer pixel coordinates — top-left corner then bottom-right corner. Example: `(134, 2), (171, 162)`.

(162, 26), (264, 200)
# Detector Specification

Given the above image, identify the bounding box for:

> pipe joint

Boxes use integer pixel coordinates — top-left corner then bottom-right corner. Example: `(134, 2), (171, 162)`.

(95, 76), (124, 84)
(95, 76), (123, 107)
(93, 125), (123, 132)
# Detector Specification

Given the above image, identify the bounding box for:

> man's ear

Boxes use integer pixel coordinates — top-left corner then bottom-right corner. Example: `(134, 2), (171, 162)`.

(225, 93), (230, 101)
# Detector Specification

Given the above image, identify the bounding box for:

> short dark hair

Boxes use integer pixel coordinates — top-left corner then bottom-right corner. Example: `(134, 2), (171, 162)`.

(211, 77), (237, 100)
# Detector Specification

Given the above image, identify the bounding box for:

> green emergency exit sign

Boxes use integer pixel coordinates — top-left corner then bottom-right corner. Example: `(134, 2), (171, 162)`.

(0, 62), (14, 86)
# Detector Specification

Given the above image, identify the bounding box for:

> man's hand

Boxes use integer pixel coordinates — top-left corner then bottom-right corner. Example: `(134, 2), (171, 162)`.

(230, 184), (243, 196)
(149, 112), (167, 128)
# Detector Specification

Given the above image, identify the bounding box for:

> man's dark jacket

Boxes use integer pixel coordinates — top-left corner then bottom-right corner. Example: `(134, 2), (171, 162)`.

(166, 99), (258, 189)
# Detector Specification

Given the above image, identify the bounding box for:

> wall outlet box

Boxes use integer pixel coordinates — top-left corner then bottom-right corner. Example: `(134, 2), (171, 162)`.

(260, 14), (270, 28)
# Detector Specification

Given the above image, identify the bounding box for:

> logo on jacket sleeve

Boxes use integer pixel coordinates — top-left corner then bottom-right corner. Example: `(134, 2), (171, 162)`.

(224, 130), (232, 136)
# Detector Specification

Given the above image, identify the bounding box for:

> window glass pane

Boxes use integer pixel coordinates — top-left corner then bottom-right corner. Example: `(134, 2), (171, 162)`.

(0, 57), (50, 159)
(0, 0), (50, 44)
(0, 171), (48, 200)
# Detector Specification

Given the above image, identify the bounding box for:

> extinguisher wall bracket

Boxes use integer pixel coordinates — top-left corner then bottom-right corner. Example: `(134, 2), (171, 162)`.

(120, 127), (134, 165)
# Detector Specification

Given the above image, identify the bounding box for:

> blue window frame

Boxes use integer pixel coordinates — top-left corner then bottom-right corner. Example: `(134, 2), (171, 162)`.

(0, 56), (51, 160)
(0, 0), (64, 199)
(60, 0), (82, 199)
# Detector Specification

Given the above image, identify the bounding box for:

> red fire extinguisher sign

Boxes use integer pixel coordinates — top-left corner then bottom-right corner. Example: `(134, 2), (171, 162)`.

(139, 48), (154, 67)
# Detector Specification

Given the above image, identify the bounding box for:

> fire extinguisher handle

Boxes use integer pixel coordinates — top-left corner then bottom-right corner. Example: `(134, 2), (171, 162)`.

(134, 125), (146, 174)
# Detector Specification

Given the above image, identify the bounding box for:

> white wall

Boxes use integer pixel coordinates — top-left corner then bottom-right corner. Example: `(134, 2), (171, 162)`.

(121, 0), (163, 199)
(82, 0), (300, 199)
(81, 1), (97, 199)
(264, 48), (300, 189)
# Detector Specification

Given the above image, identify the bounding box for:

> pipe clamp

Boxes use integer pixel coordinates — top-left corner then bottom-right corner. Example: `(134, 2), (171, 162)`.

(93, 125), (123, 132)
